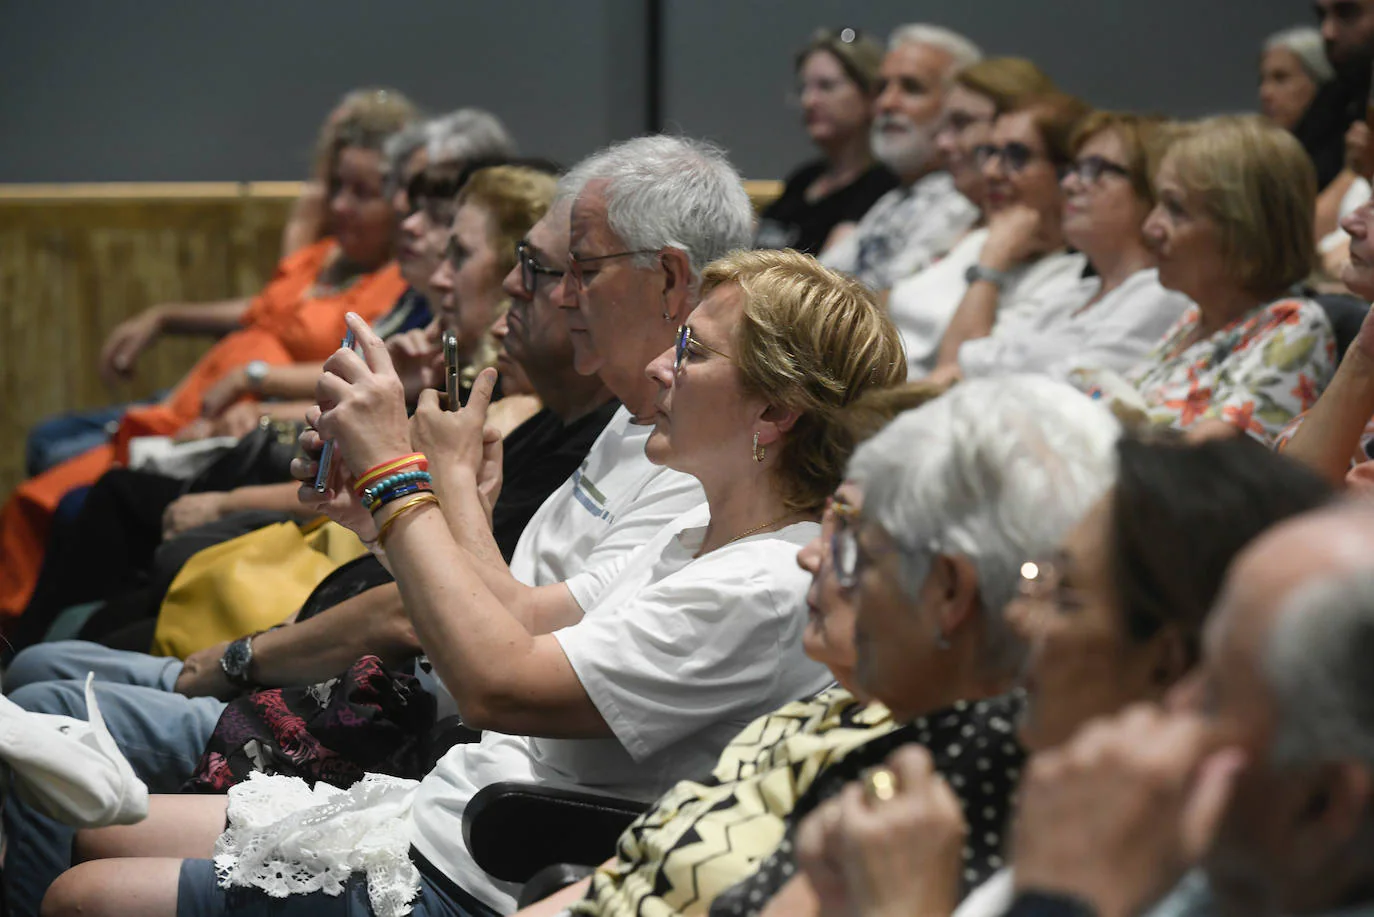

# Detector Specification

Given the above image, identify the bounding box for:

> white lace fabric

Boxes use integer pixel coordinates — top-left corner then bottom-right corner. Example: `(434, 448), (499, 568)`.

(213, 772), (421, 917)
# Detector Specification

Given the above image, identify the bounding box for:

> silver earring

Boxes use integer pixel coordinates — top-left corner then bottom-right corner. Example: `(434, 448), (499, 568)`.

(935, 625), (951, 650)
(752, 432), (766, 463)
(663, 310), (671, 321)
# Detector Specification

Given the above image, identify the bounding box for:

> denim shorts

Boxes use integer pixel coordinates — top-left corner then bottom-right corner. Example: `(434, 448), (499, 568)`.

(176, 855), (499, 917)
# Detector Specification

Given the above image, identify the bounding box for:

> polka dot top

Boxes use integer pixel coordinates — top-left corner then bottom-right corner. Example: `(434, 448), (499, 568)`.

(708, 693), (1026, 917)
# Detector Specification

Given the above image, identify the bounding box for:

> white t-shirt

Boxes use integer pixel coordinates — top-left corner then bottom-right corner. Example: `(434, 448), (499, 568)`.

(419, 406), (704, 716)
(1319, 176), (1371, 254)
(957, 268), (1192, 381)
(408, 504), (832, 913)
(888, 228), (1089, 377)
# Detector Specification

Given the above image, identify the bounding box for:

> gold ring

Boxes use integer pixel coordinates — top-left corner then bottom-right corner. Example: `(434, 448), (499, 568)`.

(862, 766), (898, 803)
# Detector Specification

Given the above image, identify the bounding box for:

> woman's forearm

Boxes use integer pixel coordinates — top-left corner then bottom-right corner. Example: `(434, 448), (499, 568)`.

(1283, 348), (1374, 483)
(259, 363), (328, 401)
(222, 482), (317, 519)
(934, 281), (1001, 369)
(155, 298), (253, 336)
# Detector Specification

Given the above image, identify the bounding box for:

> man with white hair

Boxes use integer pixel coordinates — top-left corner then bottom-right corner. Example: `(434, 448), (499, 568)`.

(819, 24), (982, 291)
(1006, 501), (1374, 917)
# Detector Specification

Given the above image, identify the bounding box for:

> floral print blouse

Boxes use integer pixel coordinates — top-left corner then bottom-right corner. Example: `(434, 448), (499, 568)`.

(1126, 297), (1336, 443)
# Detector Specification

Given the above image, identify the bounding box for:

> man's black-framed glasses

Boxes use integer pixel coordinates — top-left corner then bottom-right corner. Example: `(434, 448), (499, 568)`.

(516, 240), (564, 294)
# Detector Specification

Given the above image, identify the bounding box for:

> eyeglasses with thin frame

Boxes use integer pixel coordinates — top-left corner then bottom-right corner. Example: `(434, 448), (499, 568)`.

(826, 497), (862, 588)
(974, 141), (1048, 175)
(516, 240), (564, 294)
(567, 249), (659, 290)
(674, 324), (734, 375)
(1064, 155), (1131, 186)
(1017, 556), (1087, 613)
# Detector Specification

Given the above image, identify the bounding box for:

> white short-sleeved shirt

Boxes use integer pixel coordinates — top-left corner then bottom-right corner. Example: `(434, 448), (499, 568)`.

(888, 228), (1089, 377)
(957, 268), (1192, 381)
(408, 505), (832, 913)
(419, 406), (705, 716)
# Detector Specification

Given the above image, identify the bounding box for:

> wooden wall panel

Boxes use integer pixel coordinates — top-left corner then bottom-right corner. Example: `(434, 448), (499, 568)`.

(0, 180), (781, 499)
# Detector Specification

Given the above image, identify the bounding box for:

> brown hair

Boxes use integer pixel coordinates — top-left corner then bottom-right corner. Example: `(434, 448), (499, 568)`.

(456, 165), (558, 280)
(1070, 112), (1172, 206)
(794, 28), (886, 95)
(699, 249), (907, 514)
(1163, 114), (1317, 294)
(955, 57), (1057, 114)
(1011, 91), (1094, 167)
(313, 88), (418, 182)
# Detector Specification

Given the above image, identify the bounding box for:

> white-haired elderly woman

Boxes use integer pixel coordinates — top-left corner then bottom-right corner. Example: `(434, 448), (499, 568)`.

(44, 248), (908, 917)
(1261, 26), (1334, 135)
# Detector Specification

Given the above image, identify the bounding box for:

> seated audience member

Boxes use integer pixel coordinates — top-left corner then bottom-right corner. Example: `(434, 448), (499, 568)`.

(964, 501), (1374, 917)
(514, 375), (1119, 917)
(281, 88), (420, 258)
(2, 135), (747, 917)
(893, 93), (1094, 378)
(935, 113), (1191, 381)
(754, 28), (898, 255)
(818, 24), (983, 291)
(790, 435), (1333, 917)
(1262, 27), (1335, 148)
(0, 108), (420, 622)
(1086, 115), (1336, 443)
(45, 246), (907, 917)
(931, 57), (1057, 241)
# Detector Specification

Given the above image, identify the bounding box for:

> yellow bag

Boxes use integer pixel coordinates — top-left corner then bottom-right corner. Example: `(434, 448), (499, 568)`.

(150, 520), (367, 659)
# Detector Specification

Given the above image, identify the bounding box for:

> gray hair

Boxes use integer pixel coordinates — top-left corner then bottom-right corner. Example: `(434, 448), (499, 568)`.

(382, 121), (431, 177)
(425, 107), (517, 167)
(557, 134), (754, 280)
(1264, 26), (1335, 85)
(888, 23), (983, 83)
(846, 376), (1120, 675)
(1266, 567), (1374, 769)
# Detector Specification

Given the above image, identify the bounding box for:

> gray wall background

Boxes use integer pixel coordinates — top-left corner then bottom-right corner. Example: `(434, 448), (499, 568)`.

(0, 0), (1315, 183)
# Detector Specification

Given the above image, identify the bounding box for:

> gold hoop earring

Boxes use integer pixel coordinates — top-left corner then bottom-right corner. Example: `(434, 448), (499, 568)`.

(752, 432), (766, 463)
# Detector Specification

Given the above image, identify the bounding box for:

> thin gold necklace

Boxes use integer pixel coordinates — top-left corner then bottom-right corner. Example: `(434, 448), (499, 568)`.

(717, 511), (797, 550)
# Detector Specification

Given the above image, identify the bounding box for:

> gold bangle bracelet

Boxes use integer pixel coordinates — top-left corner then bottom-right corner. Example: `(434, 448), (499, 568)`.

(375, 493), (440, 548)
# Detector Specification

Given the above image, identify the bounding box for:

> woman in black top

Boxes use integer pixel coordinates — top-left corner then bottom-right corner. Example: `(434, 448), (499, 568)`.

(755, 29), (898, 255)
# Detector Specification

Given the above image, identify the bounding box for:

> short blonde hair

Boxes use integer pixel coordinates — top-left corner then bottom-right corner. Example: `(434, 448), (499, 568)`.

(1163, 115), (1316, 294)
(699, 250), (907, 514)
(456, 165), (557, 279)
(956, 57), (1056, 115)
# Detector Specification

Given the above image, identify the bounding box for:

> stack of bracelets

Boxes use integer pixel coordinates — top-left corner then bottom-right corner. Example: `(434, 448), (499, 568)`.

(353, 452), (440, 547)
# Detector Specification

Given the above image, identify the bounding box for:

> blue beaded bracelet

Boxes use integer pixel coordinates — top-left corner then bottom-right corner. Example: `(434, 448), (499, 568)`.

(361, 470), (432, 504)
(366, 481), (433, 514)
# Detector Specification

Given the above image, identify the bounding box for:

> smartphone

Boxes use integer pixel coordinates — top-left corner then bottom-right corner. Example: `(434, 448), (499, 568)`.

(443, 330), (460, 411)
(313, 328), (357, 493)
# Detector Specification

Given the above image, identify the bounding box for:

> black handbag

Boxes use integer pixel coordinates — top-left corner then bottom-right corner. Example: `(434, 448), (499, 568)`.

(183, 417), (304, 494)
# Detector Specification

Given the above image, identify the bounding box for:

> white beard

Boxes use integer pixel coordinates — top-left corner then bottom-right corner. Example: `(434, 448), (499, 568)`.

(871, 115), (938, 182)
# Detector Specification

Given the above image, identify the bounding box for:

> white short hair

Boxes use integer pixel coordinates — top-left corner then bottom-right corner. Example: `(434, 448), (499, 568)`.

(846, 376), (1120, 675)
(1266, 567), (1374, 768)
(1264, 26), (1335, 85)
(888, 23), (983, 82)
(425, 108), (517, 167)
(557, 135), (754, 280)
(383, 121), (430, 177)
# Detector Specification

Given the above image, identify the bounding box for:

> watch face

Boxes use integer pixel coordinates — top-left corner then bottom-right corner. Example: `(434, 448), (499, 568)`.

(222, 638), (252, 677)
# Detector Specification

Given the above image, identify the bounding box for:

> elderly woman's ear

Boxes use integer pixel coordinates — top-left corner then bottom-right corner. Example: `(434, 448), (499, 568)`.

(933, 553), (982, 641)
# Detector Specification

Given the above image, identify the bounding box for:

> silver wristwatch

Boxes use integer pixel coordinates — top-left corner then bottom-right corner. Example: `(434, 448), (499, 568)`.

(220, 634), (257, 689)
(243, 360), (270, 394)
(964, 263), (1010, 291)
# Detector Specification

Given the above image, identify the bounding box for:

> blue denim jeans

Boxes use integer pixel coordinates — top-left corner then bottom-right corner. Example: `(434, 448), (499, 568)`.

(24, 405), (129, 477)
(2, 641), (228, 917)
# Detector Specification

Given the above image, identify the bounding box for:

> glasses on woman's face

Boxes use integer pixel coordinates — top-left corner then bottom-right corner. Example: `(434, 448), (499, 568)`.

(1064, 155), (1131, 186)
(516, 240), (564, 294)
(826, 497), (862, 588)
(974, 141), (1045, 175)
(674, 324), (734, 375)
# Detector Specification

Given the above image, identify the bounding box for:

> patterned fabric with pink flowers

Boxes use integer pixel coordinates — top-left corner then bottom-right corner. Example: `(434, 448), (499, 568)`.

(1126, 297), (1337, 444)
